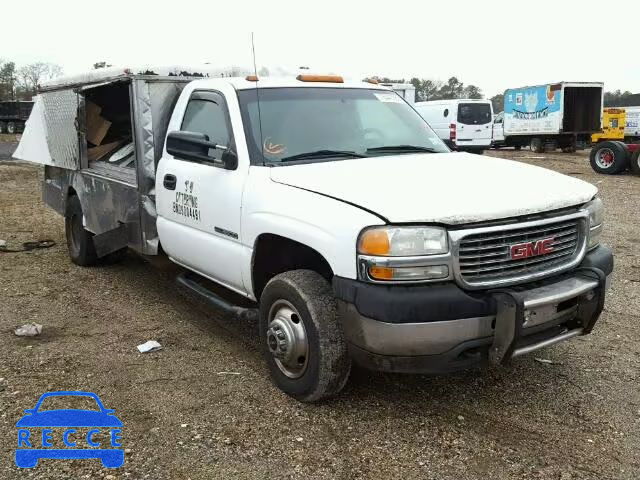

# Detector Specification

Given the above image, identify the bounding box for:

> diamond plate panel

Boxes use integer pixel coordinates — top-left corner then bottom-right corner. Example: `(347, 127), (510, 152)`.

(41, 89), (80, 170)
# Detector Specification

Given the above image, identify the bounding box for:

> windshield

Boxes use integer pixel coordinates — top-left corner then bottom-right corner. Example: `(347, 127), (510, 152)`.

(237, 87), (449, 164)
(457, 103), (492, 125)
(37, 395), (101, 412)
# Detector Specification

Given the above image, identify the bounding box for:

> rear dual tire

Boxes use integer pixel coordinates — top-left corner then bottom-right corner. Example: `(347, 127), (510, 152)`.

(630, 149), (640, 176)
(589, 141), (628, 174)
(64, 195), (127, 266)
(65, 195), (99, 266)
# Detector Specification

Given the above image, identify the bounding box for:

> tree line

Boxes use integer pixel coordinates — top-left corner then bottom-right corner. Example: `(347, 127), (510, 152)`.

(371, 76), (484, 101)
(0, 59), (63, 101)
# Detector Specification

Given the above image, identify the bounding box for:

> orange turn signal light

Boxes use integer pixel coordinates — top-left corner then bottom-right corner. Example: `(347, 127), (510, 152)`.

(296, 74), (344, 83)
(358, 229), (390, 256)
(369, 266), (394, 280)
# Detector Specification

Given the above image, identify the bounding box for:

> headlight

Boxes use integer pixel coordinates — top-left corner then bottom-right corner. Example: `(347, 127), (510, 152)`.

(584, 197), (604, 250)
(358, 226), (448, 256)
(357, 226), (450, 282)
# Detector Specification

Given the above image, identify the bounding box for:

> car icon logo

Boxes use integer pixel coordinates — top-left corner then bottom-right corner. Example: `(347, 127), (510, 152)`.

(15, 391), (124, 468)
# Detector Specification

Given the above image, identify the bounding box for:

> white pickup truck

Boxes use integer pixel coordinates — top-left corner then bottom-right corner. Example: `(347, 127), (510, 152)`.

(16, 68), (613, 402)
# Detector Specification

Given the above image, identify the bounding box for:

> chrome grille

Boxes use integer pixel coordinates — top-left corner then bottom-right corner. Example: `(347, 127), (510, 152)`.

(455, 216), (587, 288)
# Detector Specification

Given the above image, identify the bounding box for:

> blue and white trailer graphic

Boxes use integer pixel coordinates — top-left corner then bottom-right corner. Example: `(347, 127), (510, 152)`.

(494, 81), (603, 152)
(504, 84), (563, 135)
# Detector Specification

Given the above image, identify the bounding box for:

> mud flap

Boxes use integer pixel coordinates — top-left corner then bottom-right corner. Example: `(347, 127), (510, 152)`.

(92, 223), (128, 258)
(489, 268), (607, 365)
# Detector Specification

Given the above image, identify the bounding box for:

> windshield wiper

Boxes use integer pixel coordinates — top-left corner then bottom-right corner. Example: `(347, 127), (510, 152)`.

(279, 150), (367, 162)
(367, 145), (439, 154)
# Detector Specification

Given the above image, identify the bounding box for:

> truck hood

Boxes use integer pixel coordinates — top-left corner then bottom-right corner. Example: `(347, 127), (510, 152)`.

(269, 152), (597, 224)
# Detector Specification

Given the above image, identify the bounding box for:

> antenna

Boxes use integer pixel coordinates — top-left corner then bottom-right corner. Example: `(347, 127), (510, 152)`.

(251, 33), (265, 165)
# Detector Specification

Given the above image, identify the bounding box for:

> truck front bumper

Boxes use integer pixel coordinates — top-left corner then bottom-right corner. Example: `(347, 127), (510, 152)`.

(333, 246), (613, 374)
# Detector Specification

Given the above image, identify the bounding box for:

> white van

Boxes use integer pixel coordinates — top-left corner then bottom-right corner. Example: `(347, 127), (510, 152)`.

(414, 99), (493, 152)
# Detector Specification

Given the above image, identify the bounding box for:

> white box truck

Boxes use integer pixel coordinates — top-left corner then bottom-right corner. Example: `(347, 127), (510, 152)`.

(492, 82), (604, 153)
(15, 67), (612, 402)
(414, 99), (493, 153)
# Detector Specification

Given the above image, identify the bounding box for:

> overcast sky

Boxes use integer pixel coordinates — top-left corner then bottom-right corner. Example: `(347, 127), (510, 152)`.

(5, 0), (640, 97)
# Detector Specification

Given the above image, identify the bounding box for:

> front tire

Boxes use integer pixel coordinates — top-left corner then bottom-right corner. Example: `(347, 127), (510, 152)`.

(259, 269), (351, 402)
(589, 141), (628, 174)
(530, 138), (544, 153)
(65, 195), (98, 266)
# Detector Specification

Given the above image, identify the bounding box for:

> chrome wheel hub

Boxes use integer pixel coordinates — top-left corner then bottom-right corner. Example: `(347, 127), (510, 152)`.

(596, 148), (614, 168)
(266, 300), (308, 378)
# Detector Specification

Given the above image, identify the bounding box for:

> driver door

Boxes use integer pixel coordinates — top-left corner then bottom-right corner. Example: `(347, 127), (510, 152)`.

(493, 113), (505, 143)
(156, 90), (246, 294)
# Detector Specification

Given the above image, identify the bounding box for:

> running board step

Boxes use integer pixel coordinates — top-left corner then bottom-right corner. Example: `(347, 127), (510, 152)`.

(176, 272), (258, 321)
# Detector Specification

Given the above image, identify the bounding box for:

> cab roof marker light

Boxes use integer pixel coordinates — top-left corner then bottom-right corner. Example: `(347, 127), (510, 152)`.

(245, 75), (259, 82)
(296, 74), (344, 83)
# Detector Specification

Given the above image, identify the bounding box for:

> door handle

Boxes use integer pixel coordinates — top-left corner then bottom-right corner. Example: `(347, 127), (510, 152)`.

(163, 174), (177, 190)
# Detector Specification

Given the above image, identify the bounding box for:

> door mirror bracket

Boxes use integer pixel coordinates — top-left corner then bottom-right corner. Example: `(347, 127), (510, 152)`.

(166, 131), (237, 170)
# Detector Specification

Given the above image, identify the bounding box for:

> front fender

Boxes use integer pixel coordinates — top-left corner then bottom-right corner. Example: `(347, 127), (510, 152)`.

(241, 170), (384, 294)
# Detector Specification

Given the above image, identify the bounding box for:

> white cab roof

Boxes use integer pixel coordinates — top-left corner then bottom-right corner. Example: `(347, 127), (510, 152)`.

(190, 77), (391, 91)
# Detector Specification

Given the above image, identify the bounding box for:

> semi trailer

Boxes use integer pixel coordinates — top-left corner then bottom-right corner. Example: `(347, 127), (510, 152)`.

(0, 100), (34, 134)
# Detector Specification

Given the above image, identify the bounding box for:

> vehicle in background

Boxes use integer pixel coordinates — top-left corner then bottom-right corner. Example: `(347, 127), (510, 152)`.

(379, 82), (416, 104)
(591, 108), (625, 144)
(623, 106), (640, 142)
(497, 82), (603, 153)
(414, 99), (493, 153)
(0, 101), (34, 134)
(491, 112), (521, 150)
(590, 140), (640, 175)
(15, 68), (613, 402)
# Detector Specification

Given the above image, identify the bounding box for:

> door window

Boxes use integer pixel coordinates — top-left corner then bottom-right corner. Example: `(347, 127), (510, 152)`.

(181, 91), (232, 160)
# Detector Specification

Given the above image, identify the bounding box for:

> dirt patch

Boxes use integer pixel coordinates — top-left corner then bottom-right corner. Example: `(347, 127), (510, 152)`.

(0, 133), (20, 143)
(0, 152), (639, 479)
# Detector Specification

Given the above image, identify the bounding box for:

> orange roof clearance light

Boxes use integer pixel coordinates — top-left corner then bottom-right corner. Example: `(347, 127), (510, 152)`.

(296, 74), (344, 83)
(245, 75), (259, 82)
(364, 78), (379, 84)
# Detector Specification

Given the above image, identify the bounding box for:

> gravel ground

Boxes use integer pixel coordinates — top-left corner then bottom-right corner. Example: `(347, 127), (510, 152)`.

(0, 150), (639, 479)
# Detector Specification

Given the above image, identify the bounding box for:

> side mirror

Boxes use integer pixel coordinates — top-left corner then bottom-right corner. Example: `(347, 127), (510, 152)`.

(166, 131), (237, 170)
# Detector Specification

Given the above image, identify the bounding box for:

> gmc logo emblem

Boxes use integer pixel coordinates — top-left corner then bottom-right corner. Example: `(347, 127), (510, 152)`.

(510, 238), (554, 260)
